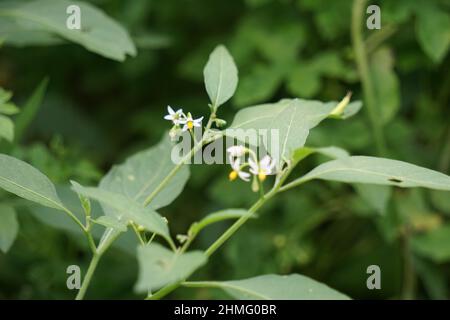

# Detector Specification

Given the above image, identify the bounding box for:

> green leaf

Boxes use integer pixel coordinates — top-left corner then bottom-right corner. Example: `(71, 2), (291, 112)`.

(14, 78), (48, 142)
(286, 156), (450, 191)
(0, 115), (14, 142)
(100, 134), (189, 210)
(233, 63), (283, 107)
(136, 243), (207, 292)
(0, 87), (12, 105)
(190, 274), (350, 300)
(335, 101), (362, 120)
(94, 216), (127, 232)
(71, 182), (170, 242)
(412, 224), (450, 263)
(0, 204), (19, 253)
(286, 64), (321, 98)
(292, 146), (350, 165)
(0, 0), (136, 61)
(0, 103), (19, 115)
(415, 4), (450, 63)
(228, 99), (339, 165)
(30, 185), (137, 254)
(0, 154), (66, 210)
(203, 45), (238, 108)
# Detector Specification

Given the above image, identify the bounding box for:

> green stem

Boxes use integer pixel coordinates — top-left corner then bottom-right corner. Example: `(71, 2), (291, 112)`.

(146, 282), (181, 300)
(205, 195), (269, 257)
(148, 170), (291, 300)
(75, 229), (121, 300)
(351, 0), (387, 155)
(143, 138), (205, 207)
(75, 253), (100, 300)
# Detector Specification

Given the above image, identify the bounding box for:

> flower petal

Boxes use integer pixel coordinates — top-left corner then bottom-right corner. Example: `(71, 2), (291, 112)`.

(248, 158), (258, 175)
(260, 155), (271, 169)
(238, 171), (251, 182)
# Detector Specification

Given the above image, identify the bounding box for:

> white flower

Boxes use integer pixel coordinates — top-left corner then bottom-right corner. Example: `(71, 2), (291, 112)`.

(164, 106), (184, 125)
(227, 145), (247, 158)
(249, 155), (276, 181)
(229, 158), (250, 182)
(180, 113), (203, 131)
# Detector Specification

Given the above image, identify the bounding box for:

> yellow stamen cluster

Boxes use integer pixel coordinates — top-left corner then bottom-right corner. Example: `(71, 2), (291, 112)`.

(258, 172), (267, 182)
(187, 121), (194, 129)
(229, 170), (238, 181)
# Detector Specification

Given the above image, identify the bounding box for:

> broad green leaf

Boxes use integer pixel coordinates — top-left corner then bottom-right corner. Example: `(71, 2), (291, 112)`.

(204, 45), (238, 108)
(0, 154), (66, 210)
(15, 78), (48, 142)
(412, 224), (450, 263)
(71, 182), (170, 242)
(0, 0), (136, 61)
(31, 185), (137, 254)
(0, 115), (14, 142)
(234, 63), (283, 107)
(415, 4), (450, 63)
(292, 146), (349, 165)
(192, 274), (350, 300)
(286, 156), (450, 191)
(31, 185), (97, 234)
(100, 134), (189, 210)
(135, 243), (207, 292)
(0, 204), (19, 253)
(94, 216), (127, 232)
(227, 99), (342, 165)
(0, 18), (64, 46)
(188, 208), (248, 236)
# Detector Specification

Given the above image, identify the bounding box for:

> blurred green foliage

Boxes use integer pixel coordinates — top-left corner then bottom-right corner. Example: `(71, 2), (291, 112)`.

(0, 0), (449, 299)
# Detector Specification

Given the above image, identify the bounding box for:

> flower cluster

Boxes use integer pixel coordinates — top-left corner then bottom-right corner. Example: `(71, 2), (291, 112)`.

(227, 145), (276, 191)
(164, 106), (203, 139)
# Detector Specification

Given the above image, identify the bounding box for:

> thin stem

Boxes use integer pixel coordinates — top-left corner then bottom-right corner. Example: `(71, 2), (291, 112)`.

(75, 229), (121, 300)
(351, 0), (387, 155)
(205, 196), (267, 257)
(146, 282), (181, 300)
(143, 138), (205, 207)
(75, 253), (100, 300)
(149, 169), (290, 300)
(62, 207), (97, 253)
(131, 223), (146, 246)
(62, 207), (86, 233)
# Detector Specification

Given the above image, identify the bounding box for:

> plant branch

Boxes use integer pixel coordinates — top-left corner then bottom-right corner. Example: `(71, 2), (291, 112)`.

(75, 229), (121, 300)
(351, 0), (387, 155)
